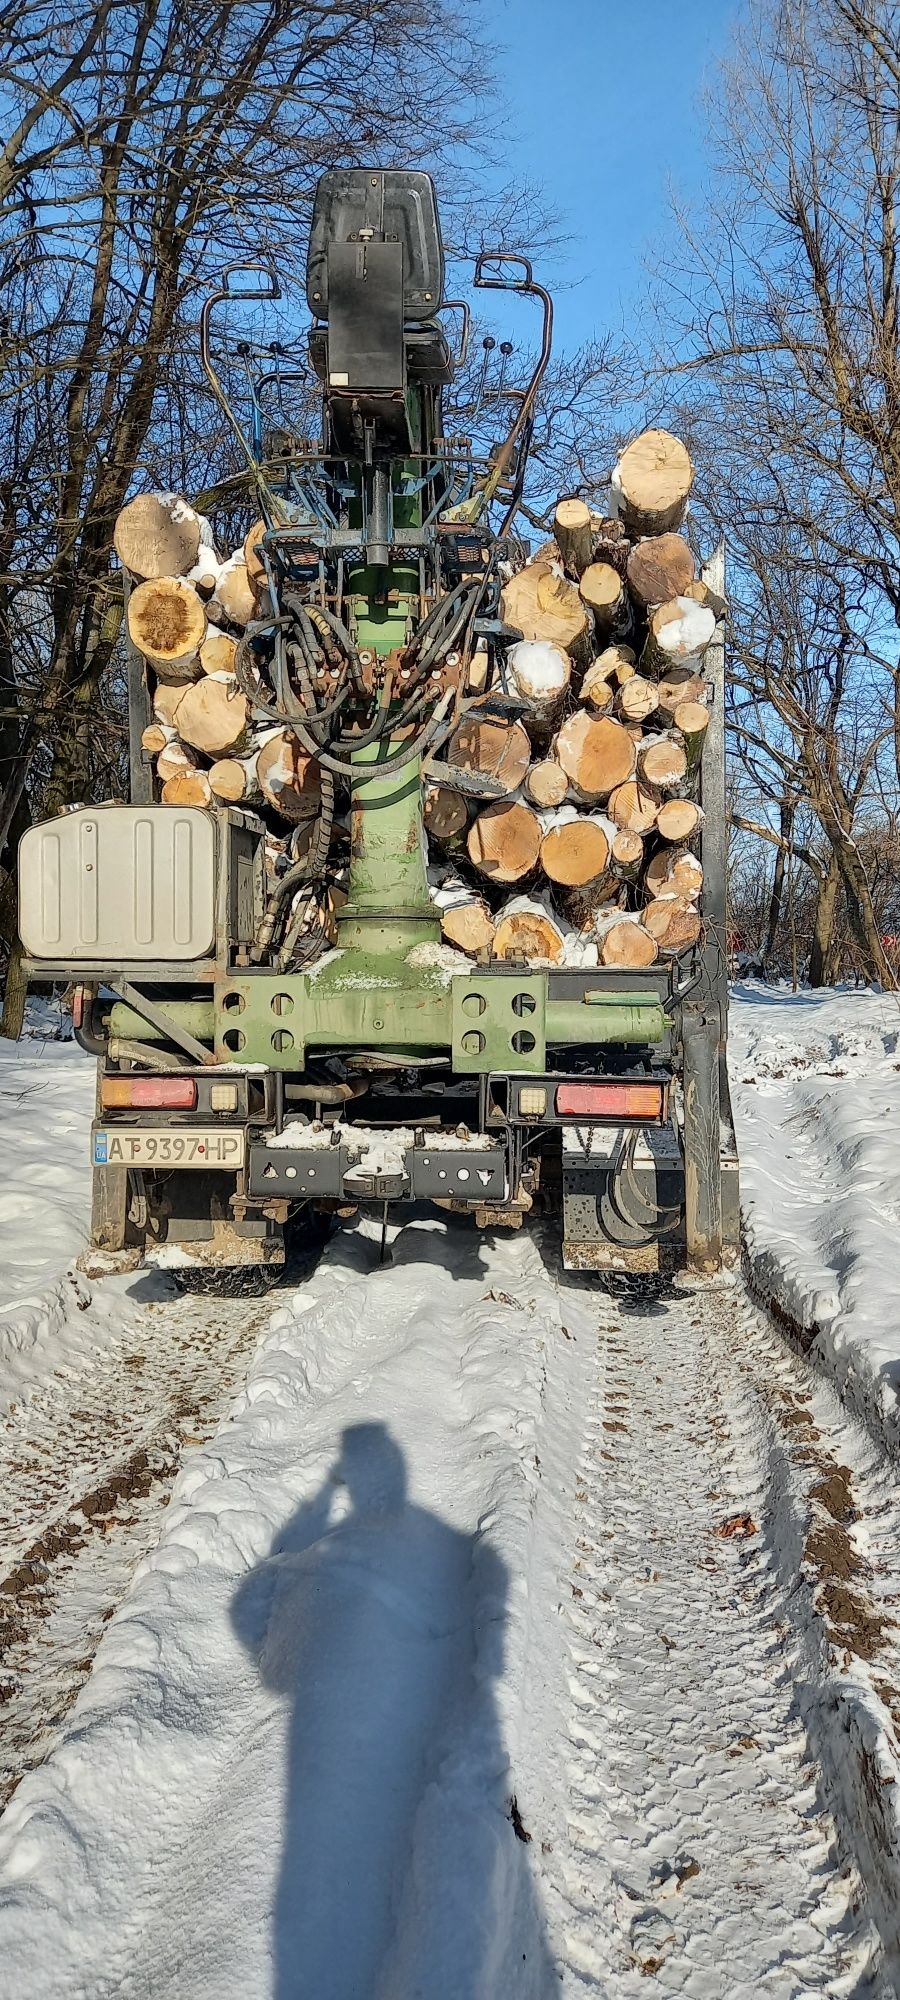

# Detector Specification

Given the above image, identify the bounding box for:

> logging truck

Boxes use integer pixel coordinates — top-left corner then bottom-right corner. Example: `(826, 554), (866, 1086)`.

(17, 170), (739, 1280)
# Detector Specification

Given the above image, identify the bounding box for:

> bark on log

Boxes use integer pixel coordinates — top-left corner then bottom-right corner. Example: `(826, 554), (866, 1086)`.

(553, 498), (594, 577)
(554, 712), (636, 800)
(424, 784), (469, 843)
(467, 800), (542, 884)
(257, 730), (323, 821)
(448, 700), (532, 796)
(244, 520), (267, 590)
(641, 596), (716, 676)
(500, 562), (590, 655)
(612, 429), (694, 537)
(638, 733), (689, 791)
(173, 674), (250, 757)
(591, 516), (630, 578)
(127, 578), (206, 679)
(685, 576), (728, 621)
(607, 779), (659, 834)
(655, 798), (702, 843)
(672, 698), (710, 769)
(114, 492), (201, 580)
(626, 532), (695, 610)
(539, 807), (611, 887)
(200, 626), (238, 676)
(492, 895), (566, 964)
(579, 562), (628, 636)
(525, 758), (569, 808)
(208, 755), (262, 803)
(505, 640), (571, 734)
(214, 559), (257, 628)
(161, 770), (212, 807)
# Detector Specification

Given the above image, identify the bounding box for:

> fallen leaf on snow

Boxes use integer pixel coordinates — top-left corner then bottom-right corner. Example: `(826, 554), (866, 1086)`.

(713, 1513), (758, 1539)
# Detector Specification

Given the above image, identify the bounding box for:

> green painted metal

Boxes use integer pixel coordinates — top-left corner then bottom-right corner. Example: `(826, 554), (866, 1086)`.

(108, 1000), (216, 1043)
(108, 979), (666, 1066)
(544, 996), (666, 1045)
(341, 739), (435, 924)
(451, 972), (546, 1073)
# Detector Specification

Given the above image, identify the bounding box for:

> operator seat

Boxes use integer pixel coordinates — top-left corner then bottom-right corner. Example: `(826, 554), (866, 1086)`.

(306, 168), (453, 451)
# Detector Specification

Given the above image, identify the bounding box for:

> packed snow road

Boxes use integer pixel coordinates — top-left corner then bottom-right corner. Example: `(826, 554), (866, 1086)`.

(2, 1210), (900, 1998)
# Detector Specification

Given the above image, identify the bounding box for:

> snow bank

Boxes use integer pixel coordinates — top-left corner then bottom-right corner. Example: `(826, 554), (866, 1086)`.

(0, 1033), (97, 1405)
(730, 982), (900, 1458)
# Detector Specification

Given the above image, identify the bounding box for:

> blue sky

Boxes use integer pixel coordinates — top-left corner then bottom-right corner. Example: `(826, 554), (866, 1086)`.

(485, 0), (744, 352)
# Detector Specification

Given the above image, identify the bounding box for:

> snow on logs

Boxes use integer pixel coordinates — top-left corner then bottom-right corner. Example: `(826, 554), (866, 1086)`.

(114, 423), (717, 971)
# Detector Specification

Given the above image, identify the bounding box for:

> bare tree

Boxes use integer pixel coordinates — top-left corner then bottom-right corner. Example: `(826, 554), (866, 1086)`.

(0, 0), (498, 1030)
(657, 0), (900, 982)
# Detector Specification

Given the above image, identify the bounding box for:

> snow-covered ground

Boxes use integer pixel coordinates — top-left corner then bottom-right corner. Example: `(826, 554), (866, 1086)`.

(2, 993), (900, 1994)
(730, 982), (900, 1459)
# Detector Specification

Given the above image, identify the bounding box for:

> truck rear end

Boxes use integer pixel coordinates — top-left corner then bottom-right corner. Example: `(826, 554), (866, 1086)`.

(17, 169), (738, 1280)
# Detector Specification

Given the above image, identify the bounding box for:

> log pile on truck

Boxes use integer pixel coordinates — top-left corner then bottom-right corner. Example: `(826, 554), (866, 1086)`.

(115, 427), (722, 973)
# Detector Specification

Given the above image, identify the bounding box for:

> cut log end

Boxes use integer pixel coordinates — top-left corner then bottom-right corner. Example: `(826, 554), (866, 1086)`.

(114, 492), (201, 581)
(540, 815), (610, 887)
(555, 712), (636, 801)
(597, 919), (659, 968)
(128, 577), (206, 676)
(612, 428), (694, 538)
(424, 785), (469, 842)
(440, 901), (496, 958)
(467, 800), (542, 884)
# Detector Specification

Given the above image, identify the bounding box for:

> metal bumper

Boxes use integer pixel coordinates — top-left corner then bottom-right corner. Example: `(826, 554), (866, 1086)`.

(249, 1141), (507, 1204)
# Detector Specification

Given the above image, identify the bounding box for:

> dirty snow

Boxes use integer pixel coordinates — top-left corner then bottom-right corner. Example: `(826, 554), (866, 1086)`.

(730, 982), (900, 1458)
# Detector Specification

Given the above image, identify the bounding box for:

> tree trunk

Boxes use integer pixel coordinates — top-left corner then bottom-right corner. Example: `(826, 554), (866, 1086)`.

(257, 731), (323, 821)
(641, 597), (715, 676)
(593, 910), (659, 966)
(525, 758), (569, 808)
(808, 851), (840, 987)
(763, 797), (794, 966)
(579, 561), (628, 637)
(504, 640), (571, 735)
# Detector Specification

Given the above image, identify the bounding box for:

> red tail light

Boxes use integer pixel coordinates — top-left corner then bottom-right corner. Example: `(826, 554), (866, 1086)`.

(101, 1077), (198, 1110)
(555, 1081), (666, 1121)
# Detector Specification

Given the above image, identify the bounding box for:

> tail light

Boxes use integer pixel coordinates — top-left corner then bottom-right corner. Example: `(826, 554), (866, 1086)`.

(555, 1081), (666, 1122)
(101, 1076), (198, 1110)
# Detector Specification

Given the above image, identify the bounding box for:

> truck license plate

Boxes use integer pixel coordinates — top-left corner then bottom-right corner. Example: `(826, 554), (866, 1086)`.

(93, 1128), (244, 1170)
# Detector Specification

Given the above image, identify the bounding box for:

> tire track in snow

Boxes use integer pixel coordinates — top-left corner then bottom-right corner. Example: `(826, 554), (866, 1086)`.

(0, 1279), (278, 1808)
(529, 1277), (895, 1995)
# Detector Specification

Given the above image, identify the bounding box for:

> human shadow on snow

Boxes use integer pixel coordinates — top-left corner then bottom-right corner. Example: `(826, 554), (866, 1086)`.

(231, 1419), (557, 1999)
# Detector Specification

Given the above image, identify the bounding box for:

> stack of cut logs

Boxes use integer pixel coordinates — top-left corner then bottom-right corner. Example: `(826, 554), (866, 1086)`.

(114, 426), (720, 970)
